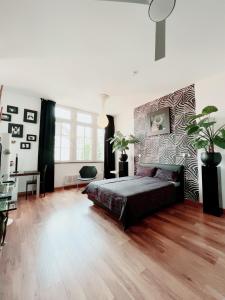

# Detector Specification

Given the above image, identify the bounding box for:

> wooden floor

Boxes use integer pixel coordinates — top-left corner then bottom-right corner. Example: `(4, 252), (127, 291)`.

(1, 190), (225, 300)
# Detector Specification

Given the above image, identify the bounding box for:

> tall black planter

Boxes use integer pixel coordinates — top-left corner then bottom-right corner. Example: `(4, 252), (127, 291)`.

(119, 161), (128, 177)
(119, 153), (128, 162)
(201, 152), (222, 167)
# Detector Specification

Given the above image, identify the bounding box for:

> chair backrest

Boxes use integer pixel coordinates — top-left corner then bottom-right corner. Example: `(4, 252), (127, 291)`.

(79, 166), (97, 179)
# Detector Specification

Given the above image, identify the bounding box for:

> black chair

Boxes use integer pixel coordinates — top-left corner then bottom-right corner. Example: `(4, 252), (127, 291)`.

(26, 165), (47, 199)
(76, 166), (97, 189)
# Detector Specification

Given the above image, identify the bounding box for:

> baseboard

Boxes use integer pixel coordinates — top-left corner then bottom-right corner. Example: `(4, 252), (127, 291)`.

(18, 184), (86, 195)
(184, 199), (202, 208)
(184, 199), (225, 213)
(19, 190), (225, 213)
(55, 183), (87, 190)
(18, 191), (36, 197)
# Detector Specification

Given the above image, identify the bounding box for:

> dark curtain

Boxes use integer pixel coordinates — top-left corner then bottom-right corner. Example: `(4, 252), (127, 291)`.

(38, 99), (56, 193)
(104, 115), (115, 179)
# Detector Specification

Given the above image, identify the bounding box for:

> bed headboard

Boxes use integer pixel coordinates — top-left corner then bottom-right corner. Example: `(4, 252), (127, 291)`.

(139, 163), (184, 176)
(139, 163), (184, 200)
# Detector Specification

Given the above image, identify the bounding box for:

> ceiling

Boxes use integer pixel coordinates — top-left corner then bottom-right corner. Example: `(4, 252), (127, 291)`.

(0, 0), (225, 115)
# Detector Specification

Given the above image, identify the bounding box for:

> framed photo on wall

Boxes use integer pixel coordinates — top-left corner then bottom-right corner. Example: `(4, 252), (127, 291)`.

(7, 105), (18, 114)
(20, 142), (31, 150)
(1, 113), (11, 122)
(23, 109), (38, 124)
(148, 107), (171, 136)
(27, 134), (37, 142)
(8, 123), (24, 138)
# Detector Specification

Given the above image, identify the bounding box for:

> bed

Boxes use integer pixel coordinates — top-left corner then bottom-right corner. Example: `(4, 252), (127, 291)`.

(82, 163), (184, 229)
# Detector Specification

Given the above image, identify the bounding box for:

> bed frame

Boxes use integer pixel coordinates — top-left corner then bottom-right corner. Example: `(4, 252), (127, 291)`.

(91, 163), (184, 229)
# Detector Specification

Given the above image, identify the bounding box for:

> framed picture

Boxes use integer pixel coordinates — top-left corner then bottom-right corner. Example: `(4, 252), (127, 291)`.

(1, 113), (11, 122)
(20, 142), (31, 150)
(7, 105), (18, 114)
(8, 123), (24, 138)
(27, 134), (37, 142)
(23, 109), (38, 124)
(148, 107), (171, 136)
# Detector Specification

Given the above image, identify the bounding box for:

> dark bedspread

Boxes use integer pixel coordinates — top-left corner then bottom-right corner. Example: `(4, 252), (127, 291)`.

(82, 176), (176, 228)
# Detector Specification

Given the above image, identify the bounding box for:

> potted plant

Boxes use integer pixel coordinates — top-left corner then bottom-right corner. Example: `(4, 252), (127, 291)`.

(108, 131), (139, 162)
(186, 106), (225, 166)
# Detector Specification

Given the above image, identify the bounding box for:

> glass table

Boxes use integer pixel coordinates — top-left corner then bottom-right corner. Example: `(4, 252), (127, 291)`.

(0, 181), (17, 247)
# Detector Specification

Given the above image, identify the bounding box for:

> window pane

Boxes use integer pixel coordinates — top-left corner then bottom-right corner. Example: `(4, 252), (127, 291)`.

(55, 148), (60, 161)
(61, 136), (70, 148)
(77, 112), (92, 124)
(55, 121), (71, 161)
(55, 136), (61, 148)
(61, 148), (70, 161)
(97, 128), (104, 161)
(62, 123), (70, 135)
(55, 107), (71, 120)
(76, 125), (92, 160)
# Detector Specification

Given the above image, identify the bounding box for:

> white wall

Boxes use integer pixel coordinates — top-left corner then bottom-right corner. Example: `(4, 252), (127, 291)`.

(0, 88), (105, 191)
(196, 71), (225, 208)
(0, 88), (41, 192)
(55, 162), (104, 188)
(114, 107), (135, 176)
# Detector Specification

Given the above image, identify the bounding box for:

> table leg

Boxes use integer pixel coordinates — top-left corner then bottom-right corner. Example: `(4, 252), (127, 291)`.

(36, 174), (40, 198)
(0, 212), (8, 247)
(2, 213), (8, 246)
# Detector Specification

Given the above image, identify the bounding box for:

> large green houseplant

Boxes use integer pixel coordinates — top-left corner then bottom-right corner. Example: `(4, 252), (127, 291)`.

(108, 131), (139, 161)
(186, 105), (225, 166)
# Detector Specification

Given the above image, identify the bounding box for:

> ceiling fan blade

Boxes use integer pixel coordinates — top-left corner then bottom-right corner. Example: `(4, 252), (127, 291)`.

(155, 20), (165, 61)
(99, 0), (149, 5)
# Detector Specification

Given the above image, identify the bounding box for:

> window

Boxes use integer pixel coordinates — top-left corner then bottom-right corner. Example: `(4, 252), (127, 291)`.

(55, 107), (71, 120)
(54, 105), (105, 162)
(55, 122), (71, 161)
(77, 112), (92, 124)
(76, 125), (92, 160)
(97, 128), (105, 161)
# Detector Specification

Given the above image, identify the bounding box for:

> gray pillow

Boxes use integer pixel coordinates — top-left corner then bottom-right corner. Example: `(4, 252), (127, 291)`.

(154, 168), (179, 182)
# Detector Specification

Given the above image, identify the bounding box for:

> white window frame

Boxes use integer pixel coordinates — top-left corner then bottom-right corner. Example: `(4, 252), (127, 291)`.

(55, 105), (105, 163)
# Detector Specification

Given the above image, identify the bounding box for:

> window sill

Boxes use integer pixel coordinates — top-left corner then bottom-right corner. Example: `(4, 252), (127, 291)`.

(55, 161), (104, 164)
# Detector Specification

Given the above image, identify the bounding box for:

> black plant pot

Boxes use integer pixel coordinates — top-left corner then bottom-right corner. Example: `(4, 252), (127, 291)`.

(120, 153), (128, 162)
(201, 152), (222, 167)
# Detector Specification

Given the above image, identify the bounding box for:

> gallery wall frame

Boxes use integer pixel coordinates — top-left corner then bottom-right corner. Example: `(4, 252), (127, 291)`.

(20, 142), (31, 150)
(1, 113), (11, 122)
(23, 109), (38, 124)
(7, 105), (18, 114)
(8, 123), (24, 138)
(27, 134), (37, 142)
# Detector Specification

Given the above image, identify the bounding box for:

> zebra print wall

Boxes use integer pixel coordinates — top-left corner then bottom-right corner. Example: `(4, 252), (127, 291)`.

(134, 84), (199, 201)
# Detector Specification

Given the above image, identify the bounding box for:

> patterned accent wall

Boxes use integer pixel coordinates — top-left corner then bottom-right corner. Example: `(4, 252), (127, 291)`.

(134, 84), (199, 201)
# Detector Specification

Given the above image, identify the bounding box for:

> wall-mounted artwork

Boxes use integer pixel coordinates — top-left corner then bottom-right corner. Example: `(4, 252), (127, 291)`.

(7, 105), (18, 114)
(148, 107), (170, 136)
(8, 123), (23, 138)
(20, 142), (31, 150)
(1, 113), (11, 122)
(27, 134), (37, 142)
(23, 109), (38, 124)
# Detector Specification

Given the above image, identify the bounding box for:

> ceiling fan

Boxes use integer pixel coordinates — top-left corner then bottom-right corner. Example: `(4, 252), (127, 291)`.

(99, 0), (176, 61)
